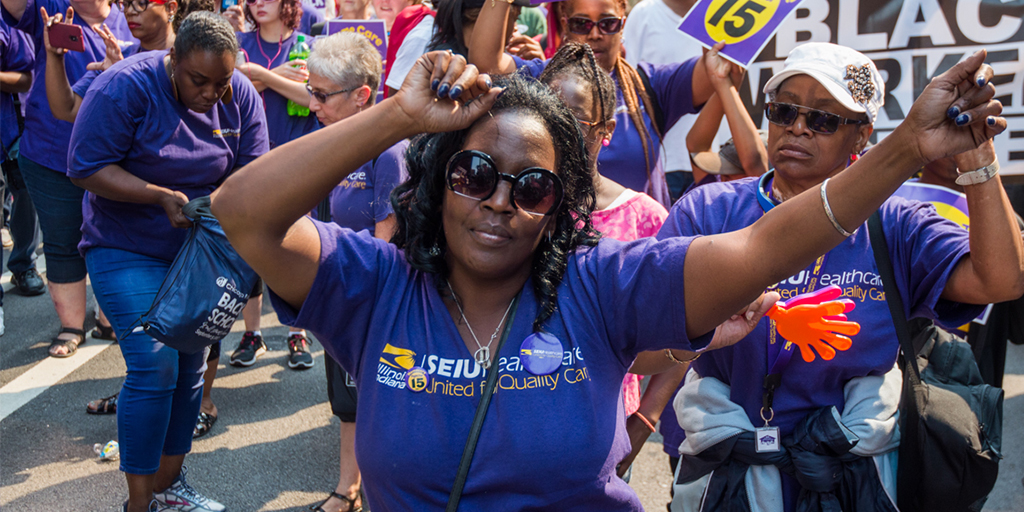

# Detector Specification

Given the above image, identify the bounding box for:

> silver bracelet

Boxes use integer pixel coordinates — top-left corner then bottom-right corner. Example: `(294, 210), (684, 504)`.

(820, 178), (854, 237)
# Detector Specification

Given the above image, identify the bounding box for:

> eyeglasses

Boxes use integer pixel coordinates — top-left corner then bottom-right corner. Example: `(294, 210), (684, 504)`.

(305, 83), (358, 103)
(565, 16), (624, 35)
(123, 0), (165, 14)
(764, 102), (865, 135)
(244, 0), (279, 5)
(445, 150), (564, 216)
(574, 117), (608, 140)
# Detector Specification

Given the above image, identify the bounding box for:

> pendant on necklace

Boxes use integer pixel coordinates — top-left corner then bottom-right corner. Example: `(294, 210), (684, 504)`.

(474, 346), (491, 370)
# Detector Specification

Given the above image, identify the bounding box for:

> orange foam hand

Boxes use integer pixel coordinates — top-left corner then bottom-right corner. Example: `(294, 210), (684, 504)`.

(765, 285), (861, 363)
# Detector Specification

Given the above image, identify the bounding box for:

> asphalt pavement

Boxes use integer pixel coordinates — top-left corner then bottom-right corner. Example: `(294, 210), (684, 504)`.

(1, 256), (1021, 511)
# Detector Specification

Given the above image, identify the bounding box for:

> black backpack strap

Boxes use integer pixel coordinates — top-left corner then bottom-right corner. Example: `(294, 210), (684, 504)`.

(636, 65), (666, 135)
(446, 293), (521, 512)
(868, 211), (922, 383)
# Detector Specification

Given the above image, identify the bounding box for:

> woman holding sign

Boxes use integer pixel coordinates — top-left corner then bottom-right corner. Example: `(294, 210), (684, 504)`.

(68, 13), (268, 511)
(469, 0), (719, 207)
(659, 43), (1022, 511)
(211, 42), (1007, 509)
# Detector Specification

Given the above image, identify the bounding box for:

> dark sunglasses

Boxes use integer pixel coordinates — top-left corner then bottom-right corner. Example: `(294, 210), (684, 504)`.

(565, 16), (624, 35)
(445, 150), (564, 216)
(305, 83), (358, 104)
(765, 102), (865, 135)
(123, 0), (165, 14)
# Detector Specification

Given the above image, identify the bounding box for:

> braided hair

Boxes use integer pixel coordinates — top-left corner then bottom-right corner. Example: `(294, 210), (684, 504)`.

(539, 42), (616, 139)
(551, 0), (663, 181)
(390, 74), (601, 331)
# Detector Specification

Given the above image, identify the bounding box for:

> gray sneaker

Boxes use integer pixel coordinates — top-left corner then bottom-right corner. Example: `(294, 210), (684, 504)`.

(152, 466), (226, 512)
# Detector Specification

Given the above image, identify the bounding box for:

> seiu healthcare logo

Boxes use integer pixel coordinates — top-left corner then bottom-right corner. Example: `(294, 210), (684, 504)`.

(212, 128), (241, 138)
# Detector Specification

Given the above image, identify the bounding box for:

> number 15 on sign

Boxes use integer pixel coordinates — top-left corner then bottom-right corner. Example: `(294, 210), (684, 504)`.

(678, 0), (804, 67)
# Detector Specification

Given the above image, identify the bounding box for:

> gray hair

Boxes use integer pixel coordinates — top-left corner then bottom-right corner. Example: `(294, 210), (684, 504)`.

(174, 11), (238, 60)
(307, 32), (382, 103)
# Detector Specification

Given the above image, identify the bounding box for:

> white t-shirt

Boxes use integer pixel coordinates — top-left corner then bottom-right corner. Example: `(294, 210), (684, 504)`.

(622, 0), (728, 173)
(385, 15), (436, 90)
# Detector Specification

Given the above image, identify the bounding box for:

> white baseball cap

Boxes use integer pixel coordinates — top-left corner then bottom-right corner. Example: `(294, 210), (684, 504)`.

(763, 43), (885, 125)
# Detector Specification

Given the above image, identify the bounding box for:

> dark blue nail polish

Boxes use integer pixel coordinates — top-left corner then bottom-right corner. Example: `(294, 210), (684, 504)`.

(484, 77), (492, 89)
(431, 79), (440, 91)
(496, 87), (506, 101)
(449, 85), (463, 100)
(947, 106), (959, 119)
(955, 113), (970, 126)
(437, 83), (450, 98)
(977, 76), (986, 86)
(987, 116), (996, 126)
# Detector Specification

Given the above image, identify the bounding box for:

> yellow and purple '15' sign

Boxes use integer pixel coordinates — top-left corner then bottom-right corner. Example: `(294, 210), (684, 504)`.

(678, 0), (804, 67)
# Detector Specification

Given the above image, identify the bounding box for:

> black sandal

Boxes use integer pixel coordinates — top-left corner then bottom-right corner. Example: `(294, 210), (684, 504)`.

(86, 392), (119, 415)
(193, 411), (218, 438)
(91, 323), (117, 342)
(48, 327), (86, 358)
(309, 491), (362, 512)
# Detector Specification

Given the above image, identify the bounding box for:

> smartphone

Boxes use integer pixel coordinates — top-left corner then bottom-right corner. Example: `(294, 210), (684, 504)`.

(48, 22), (85, 52)
(221, 0), (237, 10)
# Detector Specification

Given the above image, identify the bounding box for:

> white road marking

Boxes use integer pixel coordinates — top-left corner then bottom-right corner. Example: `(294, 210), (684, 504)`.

(0, 338), (114, 422)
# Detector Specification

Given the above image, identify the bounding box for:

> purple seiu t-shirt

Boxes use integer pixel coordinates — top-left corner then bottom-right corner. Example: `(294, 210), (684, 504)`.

(2, 0), (134, 171)
(71, 41), (142, 97)
(1, 19), (34, 160)
(512, 57), (700, 206)
(329, 139), (407, 233)
(68, 51), (270, 262)
(299, 0), (326, 35)
(656, 177), (981, 510)
(237, 31), (318, 148)
(268, 222), (713, 511)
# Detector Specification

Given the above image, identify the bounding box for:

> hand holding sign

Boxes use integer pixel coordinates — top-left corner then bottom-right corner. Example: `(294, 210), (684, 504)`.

(679, 0), (804, 67)
(765, 285), (860, 363)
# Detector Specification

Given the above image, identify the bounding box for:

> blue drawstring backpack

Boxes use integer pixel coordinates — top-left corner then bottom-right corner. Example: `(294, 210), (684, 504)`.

(138, 196), (260, 354)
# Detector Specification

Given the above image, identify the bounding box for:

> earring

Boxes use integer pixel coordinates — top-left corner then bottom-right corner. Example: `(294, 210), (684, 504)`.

(429, 243), (441, 257)
(168, 12), (175, 23)
(546, 231), (553, 243)
(601, 138), (610, 147)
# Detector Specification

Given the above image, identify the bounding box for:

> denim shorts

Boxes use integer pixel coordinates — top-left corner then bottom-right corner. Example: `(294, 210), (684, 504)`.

(17, 155), (86, 283)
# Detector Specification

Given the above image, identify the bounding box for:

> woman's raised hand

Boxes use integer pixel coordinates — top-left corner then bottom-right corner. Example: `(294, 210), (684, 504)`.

(40, 6), (73, 56)
(703, 41), (743, 91)
(85, 23), (126, 72)
(392, 51), (503, 135)
(902, 50), (1005, 166)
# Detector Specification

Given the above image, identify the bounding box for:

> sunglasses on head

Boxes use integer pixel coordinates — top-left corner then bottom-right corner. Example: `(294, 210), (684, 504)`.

(565, 16), (624, 35)
(764, 102), (865, 135)
(445, 150), (564, 216)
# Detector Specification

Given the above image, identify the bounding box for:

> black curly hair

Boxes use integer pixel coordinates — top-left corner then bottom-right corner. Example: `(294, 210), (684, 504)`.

(172, 0), (216, 33)
(390, 74), (601, 331)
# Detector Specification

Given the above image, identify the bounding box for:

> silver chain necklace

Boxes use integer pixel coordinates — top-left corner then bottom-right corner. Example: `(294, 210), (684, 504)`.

(446, 279), (515, 370)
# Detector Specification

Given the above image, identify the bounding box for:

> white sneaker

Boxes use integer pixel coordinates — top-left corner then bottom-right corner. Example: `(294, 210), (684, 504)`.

(0, 305), (5, 336)
(152, 466), (226, 512)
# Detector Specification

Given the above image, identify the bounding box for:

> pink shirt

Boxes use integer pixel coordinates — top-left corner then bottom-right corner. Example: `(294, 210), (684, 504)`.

(590, 189), (669, 416)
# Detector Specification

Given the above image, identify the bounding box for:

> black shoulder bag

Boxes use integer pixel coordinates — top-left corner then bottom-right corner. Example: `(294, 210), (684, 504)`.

(445, 293), (520, 512)
(868, 212), (1003, 512)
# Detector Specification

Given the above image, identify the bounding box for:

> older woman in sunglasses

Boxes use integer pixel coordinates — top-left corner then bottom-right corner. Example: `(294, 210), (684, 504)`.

(305, 31), (407, 512)
(211, 41), (1009, 509)
(468, 0), (715, 207)
(658, 43), (1022, 511)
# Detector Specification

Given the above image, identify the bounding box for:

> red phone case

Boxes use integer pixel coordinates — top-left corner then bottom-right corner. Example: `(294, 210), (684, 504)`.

(48, 22), (85, 52)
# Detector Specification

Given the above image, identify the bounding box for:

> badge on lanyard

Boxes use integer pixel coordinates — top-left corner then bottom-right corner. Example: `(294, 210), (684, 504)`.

(755, 425), (781, 453)
(519, 332), (563, 376)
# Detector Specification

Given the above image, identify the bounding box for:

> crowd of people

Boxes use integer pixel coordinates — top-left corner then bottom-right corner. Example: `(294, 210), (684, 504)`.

(2, 0), (1021, 510)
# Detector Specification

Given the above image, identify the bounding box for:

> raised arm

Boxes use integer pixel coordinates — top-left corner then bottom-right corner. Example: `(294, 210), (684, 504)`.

(940, 138), (1024, 303)
(465, 0), (518, 75)
(682, 49), (1006, 339)
(211, 52), (501, 308)
(703, 51), (767, 177)
(41, 7), (83, 122)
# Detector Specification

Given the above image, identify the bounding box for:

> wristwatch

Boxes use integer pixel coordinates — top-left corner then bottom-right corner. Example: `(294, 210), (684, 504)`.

(955, 159), (999, 186)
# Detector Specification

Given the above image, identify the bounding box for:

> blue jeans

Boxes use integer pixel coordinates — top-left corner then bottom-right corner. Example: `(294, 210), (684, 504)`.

(17, 155), (85, 283)
(2, 157), (39, 274)
(86, 247), (207, 475)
